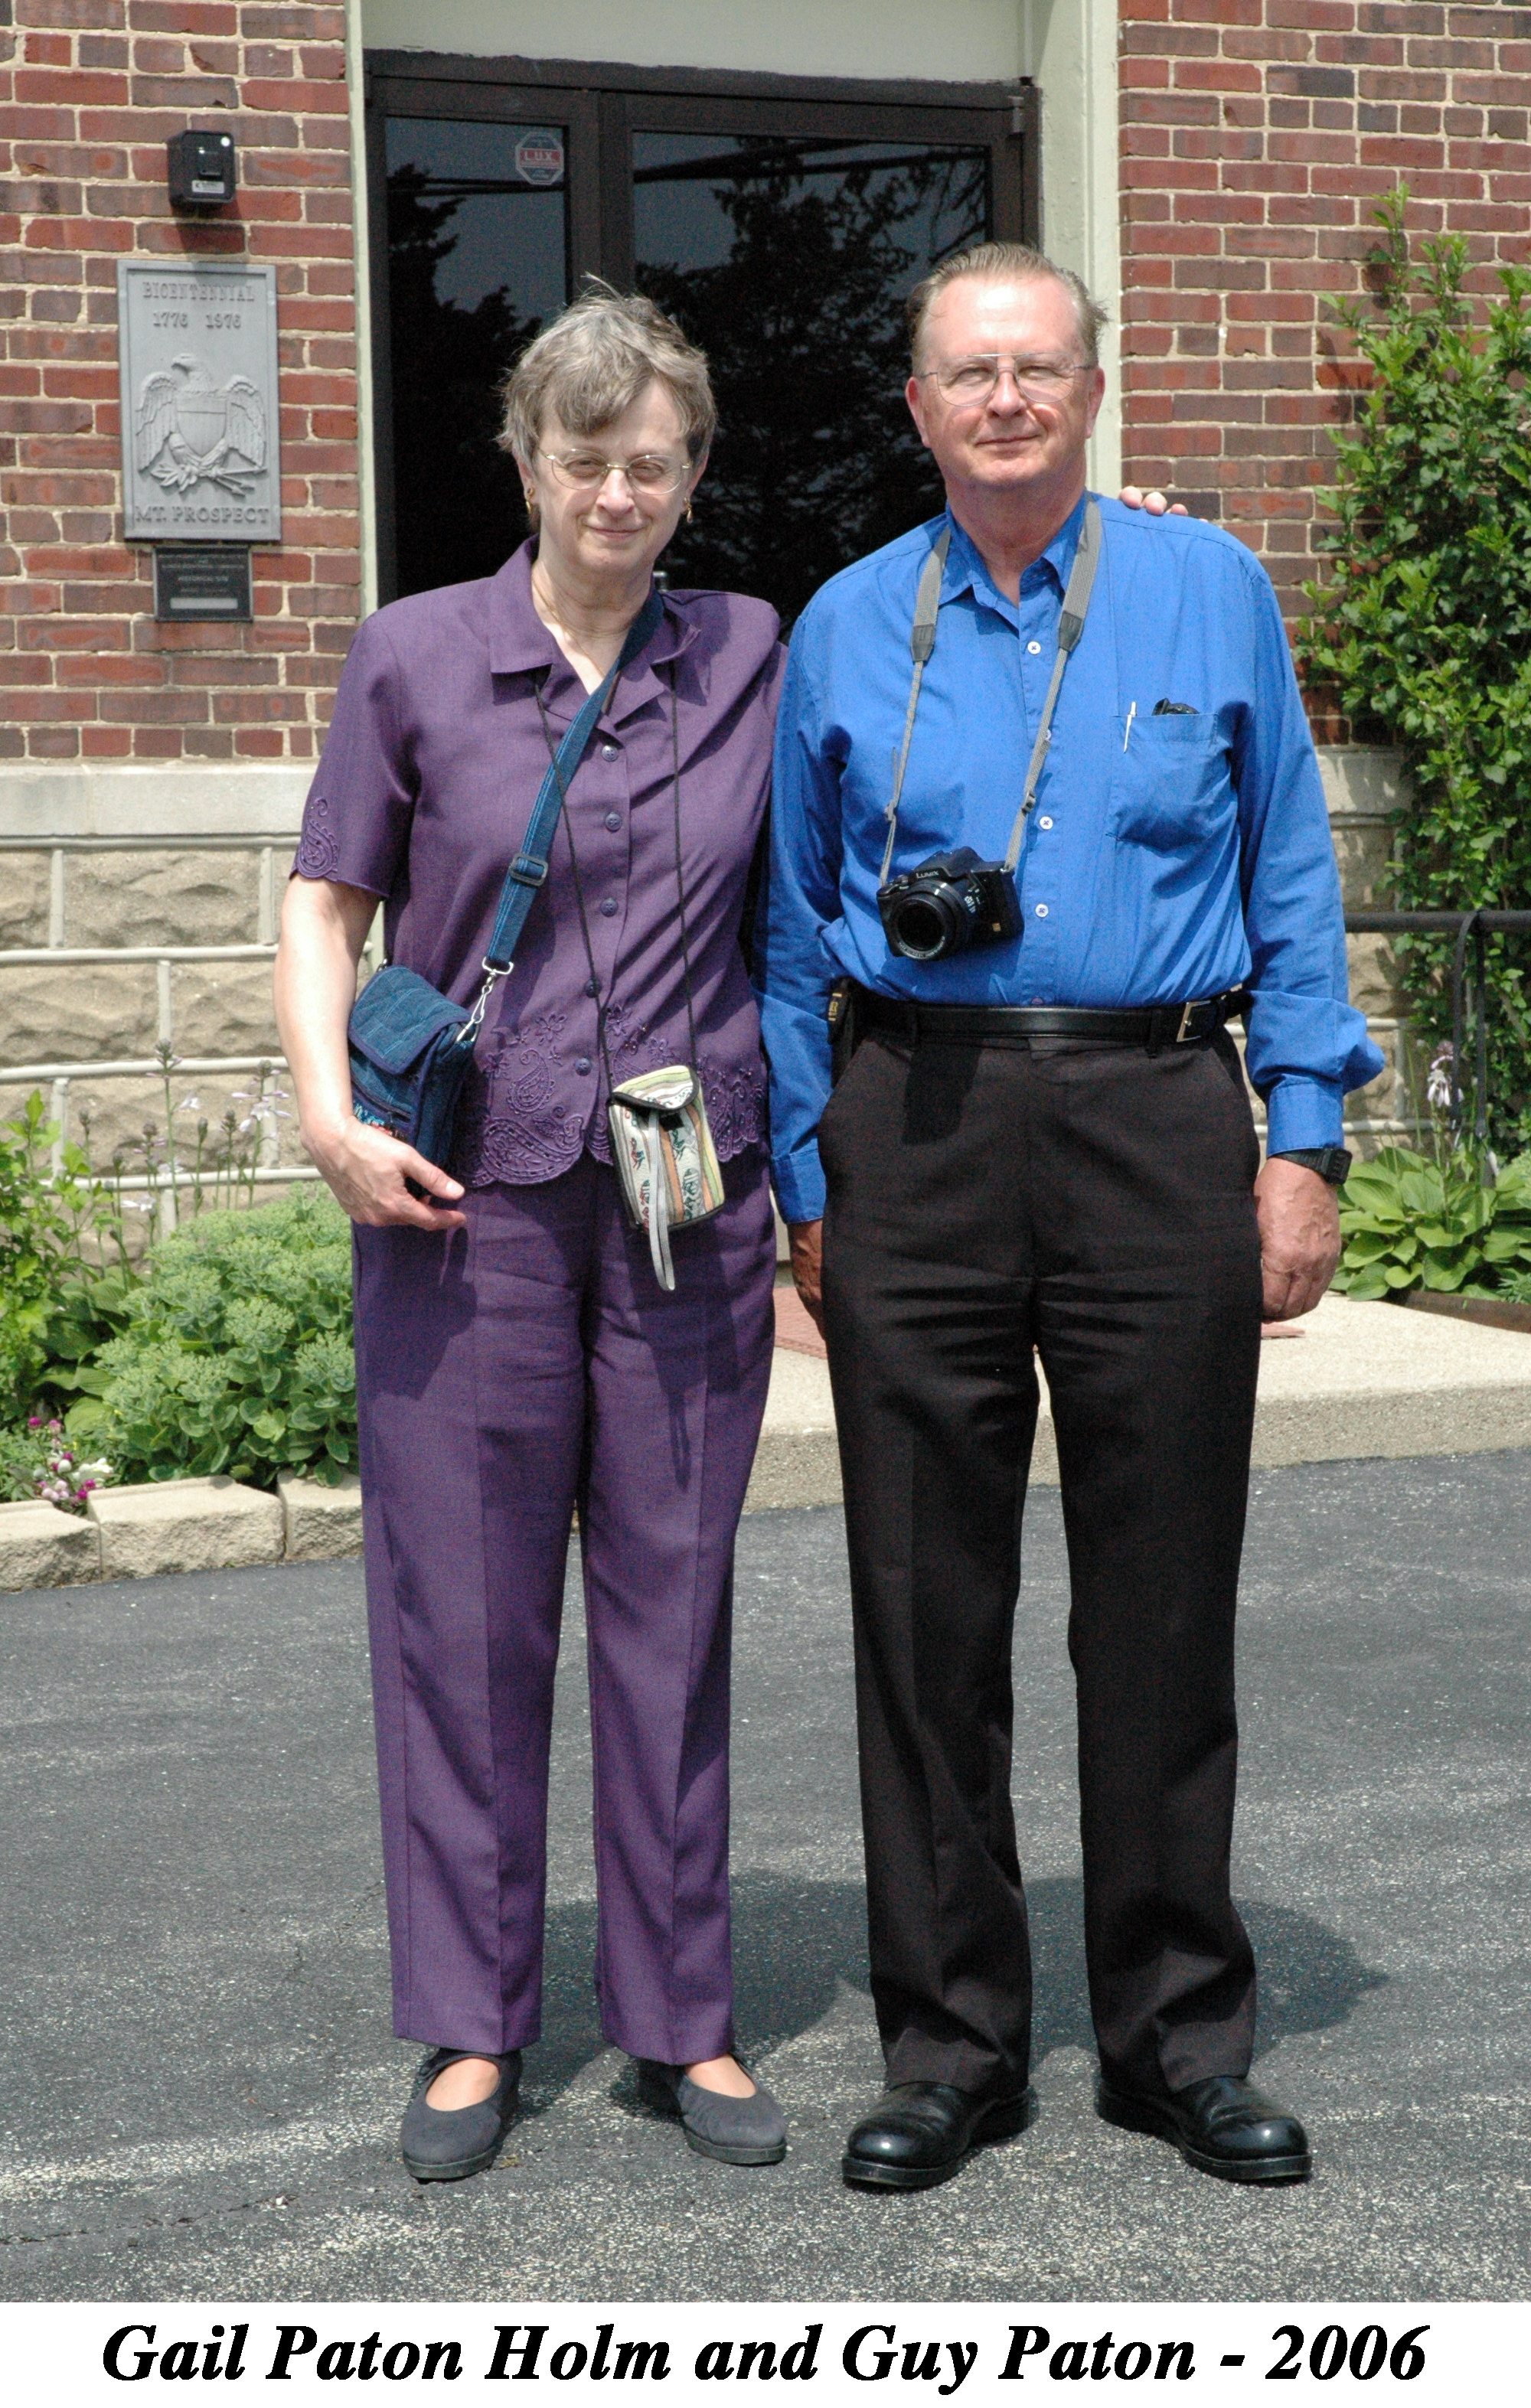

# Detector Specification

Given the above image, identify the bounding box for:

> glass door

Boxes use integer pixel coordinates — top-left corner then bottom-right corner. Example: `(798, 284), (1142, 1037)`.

(367, 60), (1028, 619)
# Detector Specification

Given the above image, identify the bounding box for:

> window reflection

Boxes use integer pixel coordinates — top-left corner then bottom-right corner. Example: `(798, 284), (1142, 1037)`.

(634, 134), (988, 625)
(385, 116), (569, 596)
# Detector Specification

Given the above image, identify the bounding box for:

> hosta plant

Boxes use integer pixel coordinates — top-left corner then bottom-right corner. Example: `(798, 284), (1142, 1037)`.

(1334, 1147), (1531, 1300)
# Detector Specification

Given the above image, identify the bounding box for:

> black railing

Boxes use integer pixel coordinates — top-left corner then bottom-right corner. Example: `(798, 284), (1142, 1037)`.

(1343, 909), (1531, 1152)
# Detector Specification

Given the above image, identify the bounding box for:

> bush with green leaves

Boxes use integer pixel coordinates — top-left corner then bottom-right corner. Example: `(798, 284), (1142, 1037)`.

(1298, 189), (1531, 1151)
(0, 1090), (135, 1426)
(1334, 1146), (1531, 1300)
(70, 1185), (357, 1490)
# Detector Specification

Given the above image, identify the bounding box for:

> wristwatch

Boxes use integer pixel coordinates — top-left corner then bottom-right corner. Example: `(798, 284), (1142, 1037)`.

(1269, 1146), (1352, 1186)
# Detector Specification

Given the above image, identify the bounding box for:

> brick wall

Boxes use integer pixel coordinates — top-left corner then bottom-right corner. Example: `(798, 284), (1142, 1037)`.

(1118, 1), (1531, 631)
(0, 0), (361, 766)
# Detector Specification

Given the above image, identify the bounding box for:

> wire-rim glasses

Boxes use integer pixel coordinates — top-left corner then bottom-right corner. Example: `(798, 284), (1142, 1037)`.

(920, 354), (1095, 406)
(538, 446), (692, 496)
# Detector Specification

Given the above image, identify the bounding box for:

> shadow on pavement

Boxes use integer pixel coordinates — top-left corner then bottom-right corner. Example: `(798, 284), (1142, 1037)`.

(521, 1871), (1385, 2113)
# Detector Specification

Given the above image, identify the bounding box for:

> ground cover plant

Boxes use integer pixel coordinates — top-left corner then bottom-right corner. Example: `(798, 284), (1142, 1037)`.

(67, 1184), (357, 1492)
(1300, 189), (1531, 1153)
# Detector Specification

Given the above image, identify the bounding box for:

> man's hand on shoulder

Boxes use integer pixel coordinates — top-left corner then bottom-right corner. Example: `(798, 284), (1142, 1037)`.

(1254, 1156), (1340, 1321)
(1117, 485), (1189, 517)
(789, 1219), (824, 1335)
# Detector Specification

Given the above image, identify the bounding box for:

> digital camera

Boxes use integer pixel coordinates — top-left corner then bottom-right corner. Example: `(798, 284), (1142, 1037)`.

(876, 847), (1025, 962)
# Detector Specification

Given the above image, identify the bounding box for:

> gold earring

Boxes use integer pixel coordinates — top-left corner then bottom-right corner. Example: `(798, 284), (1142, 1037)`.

(684, 498), (694, 524)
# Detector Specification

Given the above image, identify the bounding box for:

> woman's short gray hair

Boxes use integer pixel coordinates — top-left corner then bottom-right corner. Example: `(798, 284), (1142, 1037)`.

(906, 243), (1109, 369)
(498, 282), (717, 468)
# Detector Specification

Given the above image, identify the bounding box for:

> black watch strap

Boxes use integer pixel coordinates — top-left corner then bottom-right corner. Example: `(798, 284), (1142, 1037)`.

(1271, 1145), (1352, 1186)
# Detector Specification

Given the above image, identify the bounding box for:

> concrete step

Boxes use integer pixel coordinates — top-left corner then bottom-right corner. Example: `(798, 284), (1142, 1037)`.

(742, 1293), (1531, 1511)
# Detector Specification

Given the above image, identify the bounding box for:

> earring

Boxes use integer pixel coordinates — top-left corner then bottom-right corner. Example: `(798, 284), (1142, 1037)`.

(684, 498), (694, 524)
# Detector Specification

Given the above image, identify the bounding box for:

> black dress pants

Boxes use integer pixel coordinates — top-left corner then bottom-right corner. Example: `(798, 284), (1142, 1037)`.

(818, 1023), (1264, 2101)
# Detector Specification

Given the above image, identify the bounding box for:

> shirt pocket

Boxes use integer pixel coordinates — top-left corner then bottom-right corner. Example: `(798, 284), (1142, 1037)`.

(1110, 715), (1233, 854)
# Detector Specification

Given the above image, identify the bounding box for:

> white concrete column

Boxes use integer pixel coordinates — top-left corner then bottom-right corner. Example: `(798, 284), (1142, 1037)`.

(1020, 0), (1122, 494)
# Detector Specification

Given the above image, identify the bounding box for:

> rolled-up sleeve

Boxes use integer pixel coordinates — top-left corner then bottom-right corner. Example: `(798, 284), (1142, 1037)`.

(1233, 563), (1384, 1153)
(292, 613), (416, 899)
(754, 626), (844, 1224)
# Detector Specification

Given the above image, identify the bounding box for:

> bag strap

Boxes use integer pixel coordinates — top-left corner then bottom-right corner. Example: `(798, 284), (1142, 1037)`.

(877, 499), (1102, 885)
(459, 587), (664, 1038)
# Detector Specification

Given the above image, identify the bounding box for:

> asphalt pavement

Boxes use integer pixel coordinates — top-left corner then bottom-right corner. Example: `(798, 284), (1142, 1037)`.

(1, 1452), (1528, 2302)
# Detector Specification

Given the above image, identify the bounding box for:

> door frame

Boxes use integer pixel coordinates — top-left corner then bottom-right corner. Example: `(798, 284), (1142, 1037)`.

(364, 50), (1038, 602)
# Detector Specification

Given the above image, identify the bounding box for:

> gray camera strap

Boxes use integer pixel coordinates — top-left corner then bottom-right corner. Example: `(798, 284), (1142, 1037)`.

(879, 497), (1103, 884)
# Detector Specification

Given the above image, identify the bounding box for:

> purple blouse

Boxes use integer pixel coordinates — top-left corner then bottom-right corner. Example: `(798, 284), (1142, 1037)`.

(294, 543), (783, 1188)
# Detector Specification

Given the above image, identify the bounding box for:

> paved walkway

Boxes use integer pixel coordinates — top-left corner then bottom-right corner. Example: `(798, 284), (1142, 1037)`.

(2, 1453), (1528, 2302)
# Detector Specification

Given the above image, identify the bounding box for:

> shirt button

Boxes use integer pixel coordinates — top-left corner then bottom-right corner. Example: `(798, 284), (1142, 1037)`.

(604, 811), (622, 832)
(1027, 640), (1042, 655)
(1038, 816), (1053, 830)
(600, 896), (619, 917)
(585, 977), (599, 998)
(575, 1056), (592, 1075)
(1035, 903), (1049, 918)
(600, 742), (619, 760)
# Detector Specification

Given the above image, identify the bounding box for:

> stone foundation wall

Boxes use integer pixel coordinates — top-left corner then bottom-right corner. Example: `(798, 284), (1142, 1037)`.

(0, 749), (1412, 1197)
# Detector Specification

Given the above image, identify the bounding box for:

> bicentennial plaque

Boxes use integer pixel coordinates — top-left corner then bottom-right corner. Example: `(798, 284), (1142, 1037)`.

(117, 260), (281, 543)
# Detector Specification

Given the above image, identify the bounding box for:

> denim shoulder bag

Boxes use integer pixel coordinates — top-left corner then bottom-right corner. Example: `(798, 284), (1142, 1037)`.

(346, 591), (664, 1169)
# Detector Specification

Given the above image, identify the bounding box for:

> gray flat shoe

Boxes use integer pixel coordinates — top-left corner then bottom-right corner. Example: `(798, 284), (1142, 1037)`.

(636, 2059), (787, 2165)
(400, 2047), (522, 2181)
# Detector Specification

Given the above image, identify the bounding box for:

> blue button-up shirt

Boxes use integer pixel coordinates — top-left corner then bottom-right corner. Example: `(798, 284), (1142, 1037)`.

(756, 494), (1382, 1222)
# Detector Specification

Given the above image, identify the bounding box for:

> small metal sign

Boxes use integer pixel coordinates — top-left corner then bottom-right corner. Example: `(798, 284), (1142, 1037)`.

(153, 543), (253, 622)
(117, 259), (281, 543)
(514, 129), (565, 186)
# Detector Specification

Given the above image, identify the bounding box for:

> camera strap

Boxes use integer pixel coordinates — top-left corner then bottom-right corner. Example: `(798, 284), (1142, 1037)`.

(878, 498), (1103, 885)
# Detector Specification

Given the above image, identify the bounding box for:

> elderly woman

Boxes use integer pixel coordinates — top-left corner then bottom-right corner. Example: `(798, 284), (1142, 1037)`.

(274, 289), (785, 2180)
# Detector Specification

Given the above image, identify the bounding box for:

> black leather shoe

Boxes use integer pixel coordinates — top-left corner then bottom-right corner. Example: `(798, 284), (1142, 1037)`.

(1096, 2073), (1311, 2184)
(400, 2047), (522, 2182)
(842, 2080), (1037, 2191)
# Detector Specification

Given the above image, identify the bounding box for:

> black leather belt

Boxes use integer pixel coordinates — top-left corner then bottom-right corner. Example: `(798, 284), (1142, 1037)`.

(854, 984), (1249, 1051)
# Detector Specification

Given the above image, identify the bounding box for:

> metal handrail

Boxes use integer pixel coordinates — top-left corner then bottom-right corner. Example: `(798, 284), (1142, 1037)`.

(1344, 909), (1531, 1152)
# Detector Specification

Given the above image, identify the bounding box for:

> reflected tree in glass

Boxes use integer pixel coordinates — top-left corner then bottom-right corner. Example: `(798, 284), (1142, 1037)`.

(638, 147), (987, 627)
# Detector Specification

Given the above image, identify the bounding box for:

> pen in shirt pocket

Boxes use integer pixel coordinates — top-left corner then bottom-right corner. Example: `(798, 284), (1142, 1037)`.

(1122, 700), (1137, 752)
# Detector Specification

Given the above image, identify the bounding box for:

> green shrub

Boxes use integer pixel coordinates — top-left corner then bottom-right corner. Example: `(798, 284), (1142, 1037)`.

(72, 1185), (357, 1490)
(1334, 1145), (1531, 1300)
(0, 1090), (135, 1425)
(1298, 189), (1531, 1151)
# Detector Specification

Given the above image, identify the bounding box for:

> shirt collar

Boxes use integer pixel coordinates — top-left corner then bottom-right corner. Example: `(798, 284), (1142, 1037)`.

(940, 491), (1089, 624)
(486, 538), (703, 721)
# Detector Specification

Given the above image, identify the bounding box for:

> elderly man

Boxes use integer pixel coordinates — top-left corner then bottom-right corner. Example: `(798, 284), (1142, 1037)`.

(756, 243), (1381, 2194)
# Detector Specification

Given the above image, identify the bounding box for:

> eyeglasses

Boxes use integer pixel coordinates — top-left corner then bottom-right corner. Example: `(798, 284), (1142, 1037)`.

(920, 355), (1094, 406)
(538, 447), (691, 495)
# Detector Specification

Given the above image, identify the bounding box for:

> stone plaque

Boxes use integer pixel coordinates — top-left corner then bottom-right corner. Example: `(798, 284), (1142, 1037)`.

(117, 260), (281, 543)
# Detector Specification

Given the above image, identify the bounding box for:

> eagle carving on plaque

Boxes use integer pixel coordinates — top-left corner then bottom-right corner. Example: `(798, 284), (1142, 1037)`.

(135, 353), (266, 497)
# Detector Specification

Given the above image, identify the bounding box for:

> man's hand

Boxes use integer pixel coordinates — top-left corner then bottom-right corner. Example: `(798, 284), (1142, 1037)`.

(1118, 485), (1188, 516)
(789, 1219), (824, 1335)
(1255, 1156), (1340, 1322)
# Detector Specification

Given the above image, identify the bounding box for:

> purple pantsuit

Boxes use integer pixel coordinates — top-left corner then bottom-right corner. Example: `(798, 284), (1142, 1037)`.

(295, 547), (782, 2057)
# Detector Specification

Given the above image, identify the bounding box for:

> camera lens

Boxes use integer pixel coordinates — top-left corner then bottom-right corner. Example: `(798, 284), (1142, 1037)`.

(890, 886), (968, 961)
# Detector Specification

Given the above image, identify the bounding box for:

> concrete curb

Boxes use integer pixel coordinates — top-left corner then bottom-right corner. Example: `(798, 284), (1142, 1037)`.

(0, 1470), (362, 1592)
(5, 1300), (1529, 1587)
(743, 1293), (1531, 1512)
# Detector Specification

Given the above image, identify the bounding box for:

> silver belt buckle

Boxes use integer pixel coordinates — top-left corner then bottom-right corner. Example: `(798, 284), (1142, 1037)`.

(1175, 997), (1209, 1044)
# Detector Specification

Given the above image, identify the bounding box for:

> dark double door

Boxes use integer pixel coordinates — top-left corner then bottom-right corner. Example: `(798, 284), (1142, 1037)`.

(366, 51), (1033, 625)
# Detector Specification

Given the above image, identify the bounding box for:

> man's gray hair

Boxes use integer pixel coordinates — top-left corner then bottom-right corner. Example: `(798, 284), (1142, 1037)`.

(498, 281), (717, 468)
(906, 243), (1109, 369)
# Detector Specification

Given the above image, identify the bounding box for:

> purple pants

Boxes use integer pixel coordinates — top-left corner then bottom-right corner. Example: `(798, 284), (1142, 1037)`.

(352, 1147), (776, 2063)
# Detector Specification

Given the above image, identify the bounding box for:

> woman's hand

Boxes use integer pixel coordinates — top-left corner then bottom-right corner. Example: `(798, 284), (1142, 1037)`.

(1118, 485), (1188, 516)
(275, 873), (468, 1233)
(304, 1114), (467, 1232)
